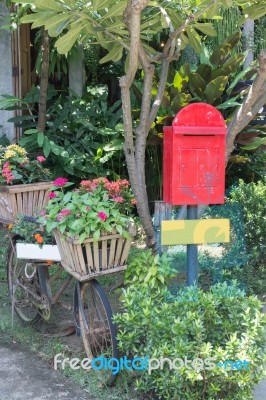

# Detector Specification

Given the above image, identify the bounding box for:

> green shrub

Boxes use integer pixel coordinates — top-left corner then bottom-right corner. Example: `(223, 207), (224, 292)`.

(114, 253), (266, 400)
(227, 179), (266, 264)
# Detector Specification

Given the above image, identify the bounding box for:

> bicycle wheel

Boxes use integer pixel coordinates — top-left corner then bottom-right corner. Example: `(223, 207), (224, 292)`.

(7, 236), (48, 323)
(78, 279), (119, 386)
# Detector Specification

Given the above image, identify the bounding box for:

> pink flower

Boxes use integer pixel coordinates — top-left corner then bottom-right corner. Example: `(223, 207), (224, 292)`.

(61, 209), (71, 216)
(114, 196), (124, 203)
(53, 177), (69, 187)
(86, 206), (91, 211)
(131, 198), (137, 205)
(98, 211), (108, 221)
(57, 213), (64, 221)
(40, 210), (47, 216)
(80, 180), (91, 187)
(76, 213), (81, 217)
(36, 156), (46, 163)
(48, 192), (57, 199)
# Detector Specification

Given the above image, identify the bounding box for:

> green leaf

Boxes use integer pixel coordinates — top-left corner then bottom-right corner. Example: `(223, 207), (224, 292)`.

(43, 136), (51, 157)
(21, 13), (43, 23)
(101, 1), (127, 21)
(79, 232), (88, 244)
(189, 73), (206, 98)
(37, 131), (44, 147)
(92, 0), (110, 10)
(93, 230), (100, 241)
(35, 0), (66, 12)
(99, 44), (123, 64)
(116, 224), (123, 235)
(31, 13), (56, 29)
(241, 137), (266, 150)
(171, 93), (192, 112)
(204, 76), (228, 104)
(45, 14), (71, 37)
(55, 26), (82, 54)
(193, 22), (217, 37)
(186, 28), (202, 54)
(210, 32), (241, 66)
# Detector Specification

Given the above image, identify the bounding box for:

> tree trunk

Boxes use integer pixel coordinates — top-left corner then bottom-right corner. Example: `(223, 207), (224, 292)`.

(243, 19), (254, 69)
(37, 29), (49, 132)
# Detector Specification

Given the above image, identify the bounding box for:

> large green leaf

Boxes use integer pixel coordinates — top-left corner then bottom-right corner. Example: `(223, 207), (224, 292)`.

(55, 26), (82, 54)
(189, 73), (206, 98)
(34, 0), (65, 12)
(99, 44), (123, 64)
(186, 27), (202, 54)
(210, 31), (242, 66)
(193, 22), (217, 37)
(31, 13), (56, 29)
(45, 14), (72, 37)
(196, 64), (212, 82)
(173, 64), (190, 93)
(204, 76), (228, 104)
(240, 4), (266, 21)
(101, 1), (127, 21)
(241, 137), (266, 150)
(171, 93), (192, 112)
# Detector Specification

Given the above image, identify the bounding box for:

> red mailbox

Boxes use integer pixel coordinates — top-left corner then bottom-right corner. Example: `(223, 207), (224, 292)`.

(163, 103), (227, 205)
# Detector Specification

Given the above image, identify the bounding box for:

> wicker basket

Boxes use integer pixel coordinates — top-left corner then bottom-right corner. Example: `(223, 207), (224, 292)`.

(0, 181), (53, 224)
(54, 229), (132, 281)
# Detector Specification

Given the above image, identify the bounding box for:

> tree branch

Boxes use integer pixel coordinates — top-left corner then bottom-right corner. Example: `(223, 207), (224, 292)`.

(37, 29), (49, 133)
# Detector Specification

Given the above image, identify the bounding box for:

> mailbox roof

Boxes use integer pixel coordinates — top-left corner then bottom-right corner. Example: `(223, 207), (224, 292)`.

(172, 103), (226, 135)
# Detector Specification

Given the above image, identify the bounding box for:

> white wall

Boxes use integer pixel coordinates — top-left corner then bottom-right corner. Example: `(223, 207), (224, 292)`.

(0, 4), (15, 143)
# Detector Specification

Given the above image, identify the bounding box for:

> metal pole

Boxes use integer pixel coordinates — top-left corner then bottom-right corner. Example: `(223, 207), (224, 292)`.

(187, 205), (198, 286)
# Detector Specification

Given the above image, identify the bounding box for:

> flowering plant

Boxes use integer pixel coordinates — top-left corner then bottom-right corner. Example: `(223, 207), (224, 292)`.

(38, 177), (137, 243)
(11, 213), (54, 247)
(0, 144), (51, 185)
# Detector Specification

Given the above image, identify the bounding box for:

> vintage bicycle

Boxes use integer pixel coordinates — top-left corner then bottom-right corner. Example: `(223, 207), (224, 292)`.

(1, 209), (131, 386)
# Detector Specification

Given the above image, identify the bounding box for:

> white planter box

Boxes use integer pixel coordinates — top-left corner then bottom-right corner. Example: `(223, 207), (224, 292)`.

(16, 243), (61, 261)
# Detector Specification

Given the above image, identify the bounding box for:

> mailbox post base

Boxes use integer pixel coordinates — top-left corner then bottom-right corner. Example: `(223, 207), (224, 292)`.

(187, 205), (198, 286)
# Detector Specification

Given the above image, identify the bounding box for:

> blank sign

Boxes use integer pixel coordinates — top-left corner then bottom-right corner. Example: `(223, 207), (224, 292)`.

(161, 219), (230, 245)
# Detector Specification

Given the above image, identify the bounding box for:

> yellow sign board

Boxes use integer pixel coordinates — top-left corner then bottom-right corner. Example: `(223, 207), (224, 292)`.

(161, 219), (230, 245)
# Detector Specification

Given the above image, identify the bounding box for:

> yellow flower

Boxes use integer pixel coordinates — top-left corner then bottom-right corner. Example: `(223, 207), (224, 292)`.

(7, 224), (13, 230)
(4, 150), (17, 159)
(4, 144), (27, 159)
(7, 144), (27, 155)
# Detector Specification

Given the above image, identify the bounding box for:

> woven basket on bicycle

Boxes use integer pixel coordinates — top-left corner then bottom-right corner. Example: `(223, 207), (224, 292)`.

(53, 229), (131, 282)
(0, 181), (53, 224)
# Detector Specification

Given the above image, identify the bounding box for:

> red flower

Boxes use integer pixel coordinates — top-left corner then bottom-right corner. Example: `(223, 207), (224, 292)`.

(53, 177), (69, 187)
(98, 211), (108, 221)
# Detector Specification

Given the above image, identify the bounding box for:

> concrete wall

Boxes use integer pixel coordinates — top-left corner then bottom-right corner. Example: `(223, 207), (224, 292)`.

(0, 4), (14, 143)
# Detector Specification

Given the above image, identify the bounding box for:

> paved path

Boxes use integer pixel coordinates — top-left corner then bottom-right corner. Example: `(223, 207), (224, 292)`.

(0, 337), (91, 400)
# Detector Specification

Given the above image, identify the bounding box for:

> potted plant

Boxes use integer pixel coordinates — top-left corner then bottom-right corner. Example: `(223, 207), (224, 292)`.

(0, 144), (53, 223)
(11, 213), (61, 261)
(39, 177), (137, 280)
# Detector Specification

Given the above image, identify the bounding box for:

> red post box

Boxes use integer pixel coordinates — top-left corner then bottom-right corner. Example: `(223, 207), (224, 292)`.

(163, 103), (227, 205)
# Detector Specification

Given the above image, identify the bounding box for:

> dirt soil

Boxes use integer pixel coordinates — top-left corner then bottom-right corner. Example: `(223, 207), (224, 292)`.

(0, 333), (92, 400)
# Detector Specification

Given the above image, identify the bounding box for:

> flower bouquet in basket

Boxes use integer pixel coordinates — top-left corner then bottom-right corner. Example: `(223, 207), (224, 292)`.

(11, 213), (61, 261)
(38, 177), (137, 279)
(0, 144), (53, 223)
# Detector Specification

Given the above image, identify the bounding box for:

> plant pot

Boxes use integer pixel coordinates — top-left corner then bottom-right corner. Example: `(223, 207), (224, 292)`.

(0, 181), (53, 224)
(53, 229), (132, 281)
(16, 243), (61, 261)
